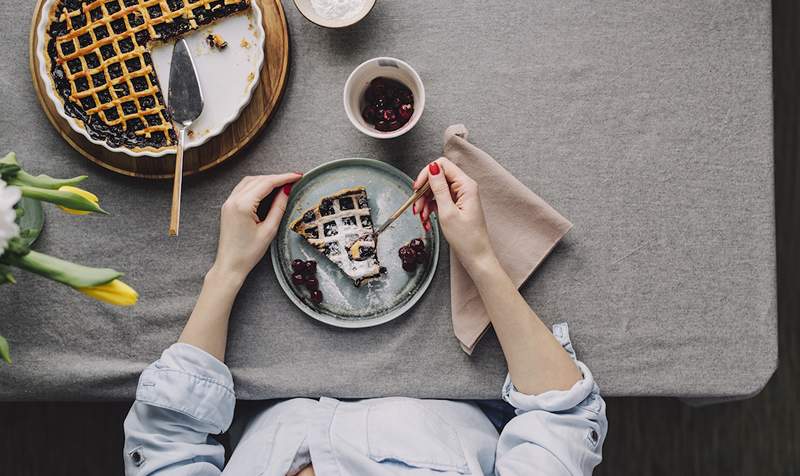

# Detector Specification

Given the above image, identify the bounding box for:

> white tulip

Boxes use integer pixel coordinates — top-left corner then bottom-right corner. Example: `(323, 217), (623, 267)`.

(0, 178), (21, 253)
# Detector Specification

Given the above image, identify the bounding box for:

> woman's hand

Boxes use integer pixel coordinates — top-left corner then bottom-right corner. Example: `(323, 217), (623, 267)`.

(413, 158), (494, 273)
(211, 173), (302, 285)
(415, 159), (582, 394)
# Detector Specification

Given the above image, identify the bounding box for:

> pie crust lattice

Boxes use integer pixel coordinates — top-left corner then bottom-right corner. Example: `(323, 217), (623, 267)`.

(290, 187), (385, 287)
(45, 0), (250, 152)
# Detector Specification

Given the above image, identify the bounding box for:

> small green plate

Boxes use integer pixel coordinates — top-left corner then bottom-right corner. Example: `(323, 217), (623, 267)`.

(270, 158), (440, 328)
(17, 197), (44, 247)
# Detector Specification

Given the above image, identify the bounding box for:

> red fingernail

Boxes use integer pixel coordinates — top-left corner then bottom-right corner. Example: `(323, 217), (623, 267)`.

(428, 162), (440, 175)
(283, 183), (293, 196)
(424, 222), (431, 231)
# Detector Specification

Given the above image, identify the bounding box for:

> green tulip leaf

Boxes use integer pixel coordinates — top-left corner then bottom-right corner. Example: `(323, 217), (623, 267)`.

(8, 171), (88, 190)
(0, 335), (10, 364)
(0, 264), (15, 285)
(1, 151), (86, 188)
(18, 185), (107, 215)
(1, 250), (122, 288)
(0, 152), (21, 179)
(16, 197), (44, 247)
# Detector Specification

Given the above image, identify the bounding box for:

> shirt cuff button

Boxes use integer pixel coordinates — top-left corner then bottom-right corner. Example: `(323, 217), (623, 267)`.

(129, 447), (145, 467)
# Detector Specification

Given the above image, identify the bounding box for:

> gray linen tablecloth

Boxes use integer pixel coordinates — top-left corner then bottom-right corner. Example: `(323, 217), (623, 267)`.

(0, 0), (775, 400)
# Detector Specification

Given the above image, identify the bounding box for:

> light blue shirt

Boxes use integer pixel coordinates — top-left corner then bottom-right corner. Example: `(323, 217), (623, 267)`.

(124, 323), (607, 475)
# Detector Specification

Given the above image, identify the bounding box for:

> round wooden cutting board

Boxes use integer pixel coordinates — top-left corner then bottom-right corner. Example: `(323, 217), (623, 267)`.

(28, 0), (289, 179)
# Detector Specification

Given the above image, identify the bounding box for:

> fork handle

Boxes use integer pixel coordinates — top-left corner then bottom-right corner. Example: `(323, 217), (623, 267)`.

(168, 127), (186, 237)
(376, 181), (431, 235)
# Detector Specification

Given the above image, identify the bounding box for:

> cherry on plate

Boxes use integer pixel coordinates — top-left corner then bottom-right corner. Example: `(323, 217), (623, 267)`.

(410, 238), (425, 252)
(399, 246), (414, 259)
(291, 259), (305, 273)
(310, 290), (324, 303)
(291, 273), (305, 285)
(402, 260), (417, 272)
(305, 276), (319, 291)
(303, 260), (317, 276)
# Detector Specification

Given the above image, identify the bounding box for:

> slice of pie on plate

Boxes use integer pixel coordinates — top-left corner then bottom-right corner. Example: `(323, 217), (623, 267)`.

(290, 187), (384, 287)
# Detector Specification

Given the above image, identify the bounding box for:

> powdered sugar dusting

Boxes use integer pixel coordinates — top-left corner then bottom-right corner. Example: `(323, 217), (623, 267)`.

(310, 0), (366, 21)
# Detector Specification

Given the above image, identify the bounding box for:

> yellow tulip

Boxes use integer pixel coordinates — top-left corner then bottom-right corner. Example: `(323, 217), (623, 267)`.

(78, 279), (139, 307)
(57, 186), (99, 215)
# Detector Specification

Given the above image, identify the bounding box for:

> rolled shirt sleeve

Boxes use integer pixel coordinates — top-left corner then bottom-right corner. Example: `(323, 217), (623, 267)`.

(495, 324), (607, 476)
(123, 343), (236, 475)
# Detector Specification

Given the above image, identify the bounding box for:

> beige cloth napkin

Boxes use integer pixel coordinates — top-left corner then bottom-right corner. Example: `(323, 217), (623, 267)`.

(441, 125), (573, 354)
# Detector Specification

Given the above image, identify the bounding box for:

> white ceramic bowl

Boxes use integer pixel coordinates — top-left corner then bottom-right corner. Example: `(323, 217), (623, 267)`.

(293, 0), (376, 28)
(343, 57), (425, 139)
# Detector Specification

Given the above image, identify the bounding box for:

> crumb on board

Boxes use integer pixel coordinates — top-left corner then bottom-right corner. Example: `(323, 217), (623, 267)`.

(247, 72), (255, 84)
(240, 38), (250, 48)
(206, 33), (227, 50)
(187, 129), (195, 137)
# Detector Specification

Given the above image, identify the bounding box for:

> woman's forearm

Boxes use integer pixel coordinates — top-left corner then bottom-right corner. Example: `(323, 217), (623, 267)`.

(177, 266), (244, 362)
(466, 254), (582, 395)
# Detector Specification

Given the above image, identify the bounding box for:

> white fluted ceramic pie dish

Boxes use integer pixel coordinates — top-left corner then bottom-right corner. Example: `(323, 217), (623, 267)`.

(35, 0), (265, 157)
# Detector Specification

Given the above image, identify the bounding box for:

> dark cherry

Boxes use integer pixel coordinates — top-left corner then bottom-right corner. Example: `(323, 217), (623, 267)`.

(398, 90), (413, 104)
(372, 83), (387, 100)
(303, 260), (317, 276)
(414, 248), (427, 265)
(291, 259), (305, 273)
(362, 105), (378, 125)
(399, 245), (414, 259)
(363, 77), (414, 133)
(305, 276), (319, 290)
(402, 260), (417, 272)
(410, 238), (425, 252)
(310, 289), (324, 304)
(291, 273), (305, 285)
(382, 108), (396, 122)
(398, 103), (413, 121)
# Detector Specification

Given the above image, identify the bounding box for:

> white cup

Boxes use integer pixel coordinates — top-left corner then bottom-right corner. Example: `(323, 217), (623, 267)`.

(343, 57), (425, 139)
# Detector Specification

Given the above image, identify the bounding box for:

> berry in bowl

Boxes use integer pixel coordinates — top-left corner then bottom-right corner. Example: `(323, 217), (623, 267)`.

(360, 77), (415, 133)
(344, 57), (425, 139)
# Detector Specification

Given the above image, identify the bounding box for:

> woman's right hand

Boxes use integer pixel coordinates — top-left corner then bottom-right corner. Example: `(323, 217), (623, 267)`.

(413, 158), (495, 272)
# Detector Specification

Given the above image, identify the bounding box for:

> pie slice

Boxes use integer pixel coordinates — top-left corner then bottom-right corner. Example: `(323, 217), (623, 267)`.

(290, 187), (384, 287)
(44, 0), (251, 153)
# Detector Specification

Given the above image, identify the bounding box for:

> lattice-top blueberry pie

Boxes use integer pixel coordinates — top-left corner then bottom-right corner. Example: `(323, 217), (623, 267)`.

(44, 0), (250, 152)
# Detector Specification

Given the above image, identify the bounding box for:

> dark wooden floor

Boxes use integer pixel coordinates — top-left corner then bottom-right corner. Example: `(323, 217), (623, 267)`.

(2, 1), (798, 474)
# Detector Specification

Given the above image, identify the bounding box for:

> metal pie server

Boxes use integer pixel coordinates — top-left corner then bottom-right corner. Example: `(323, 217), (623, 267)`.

(167, 38), (204, 236)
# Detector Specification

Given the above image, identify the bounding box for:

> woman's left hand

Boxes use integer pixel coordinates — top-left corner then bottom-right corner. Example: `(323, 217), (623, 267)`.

(211, 173), (302, 285)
